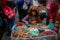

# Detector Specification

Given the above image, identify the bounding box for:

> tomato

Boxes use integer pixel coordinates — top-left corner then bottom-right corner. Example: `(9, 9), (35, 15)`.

(31, 20), (36, 24)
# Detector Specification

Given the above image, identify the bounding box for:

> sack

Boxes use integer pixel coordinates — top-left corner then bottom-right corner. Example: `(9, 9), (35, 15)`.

(3, 6), (15, 20)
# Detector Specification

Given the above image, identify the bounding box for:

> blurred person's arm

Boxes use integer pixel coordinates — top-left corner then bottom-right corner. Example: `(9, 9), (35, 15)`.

(22, 15), (29, 24)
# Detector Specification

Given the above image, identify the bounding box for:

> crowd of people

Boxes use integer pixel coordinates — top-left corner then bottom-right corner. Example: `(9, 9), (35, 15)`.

(0, 0), (60, 40)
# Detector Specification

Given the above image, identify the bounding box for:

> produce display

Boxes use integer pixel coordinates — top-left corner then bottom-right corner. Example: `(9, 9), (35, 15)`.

(12, 22), (57, 38)
(30, 26), (41, 29)
(30, 20), (37, 25)
(12, 26), (30, 38)
(12, 22), (30, 38)
(29, 28), (39, 37)
(40, 31), (56, 36)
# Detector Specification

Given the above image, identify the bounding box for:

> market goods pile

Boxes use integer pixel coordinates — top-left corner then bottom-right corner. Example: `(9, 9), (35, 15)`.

(12, 22), (30, 38)
(39, 6), (46, 13)
(40, 31), (56, 36)
(12, 22), (56, 38)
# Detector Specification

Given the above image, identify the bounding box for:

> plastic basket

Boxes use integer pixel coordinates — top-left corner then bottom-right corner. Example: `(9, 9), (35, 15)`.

(31, 35), (57, 40)
(11, 25), (57, 40)
(11, 33), (57, 40)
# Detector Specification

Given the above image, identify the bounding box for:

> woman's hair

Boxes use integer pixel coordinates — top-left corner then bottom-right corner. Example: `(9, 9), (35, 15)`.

(27, 6), (39, 17)
(27, 6), (41, 23)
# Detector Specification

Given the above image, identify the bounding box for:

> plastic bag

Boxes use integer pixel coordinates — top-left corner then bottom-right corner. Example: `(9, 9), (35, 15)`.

(48, 22), (54, 29)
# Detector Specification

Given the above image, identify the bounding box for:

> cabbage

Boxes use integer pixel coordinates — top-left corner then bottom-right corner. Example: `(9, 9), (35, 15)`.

(29, 28), (39, 37)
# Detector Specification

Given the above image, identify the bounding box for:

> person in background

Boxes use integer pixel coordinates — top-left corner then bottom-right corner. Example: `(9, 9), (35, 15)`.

(46, 0), (53, 25)
(49, 0), (58, 22)
(17, 0), (24, 22)
(55, 4), (60, 21)
(46, 0), (53, 10)
(22, 6), (41, 25)
(6, 1), (16, 9)
(51, 20), (60, 40)
(22, 0), (32, 21)
(46, 0), (58, 25)
(52, 20), (60, 33)
(0, 0), (7, 40)
(58, 3), (60, 39)
(6, 1), (16, 37)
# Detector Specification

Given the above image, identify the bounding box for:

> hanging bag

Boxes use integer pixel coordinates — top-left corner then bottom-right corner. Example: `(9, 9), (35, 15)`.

(3, 6), (15, 20)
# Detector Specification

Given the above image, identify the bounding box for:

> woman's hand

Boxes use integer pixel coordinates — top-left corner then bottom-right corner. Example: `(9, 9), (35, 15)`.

(24, 21), (29, 24)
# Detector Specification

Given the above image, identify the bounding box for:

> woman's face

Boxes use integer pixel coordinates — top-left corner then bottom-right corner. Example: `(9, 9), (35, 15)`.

(54, 21), (60, 27)
(32, 11), (36, 16)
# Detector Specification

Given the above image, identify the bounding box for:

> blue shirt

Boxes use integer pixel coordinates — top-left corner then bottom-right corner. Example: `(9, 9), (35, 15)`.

(17, 0), (24, 4)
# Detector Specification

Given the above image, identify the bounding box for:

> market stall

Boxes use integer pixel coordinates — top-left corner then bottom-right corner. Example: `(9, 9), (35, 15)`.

(11, 22), (57, 40)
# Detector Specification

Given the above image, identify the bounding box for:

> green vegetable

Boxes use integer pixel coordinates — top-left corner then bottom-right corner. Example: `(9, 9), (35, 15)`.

(29, 28), (39, 37)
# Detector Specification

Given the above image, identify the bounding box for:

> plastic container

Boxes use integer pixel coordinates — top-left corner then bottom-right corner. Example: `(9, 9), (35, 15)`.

(11, 33), (57, 40)
(11, 25), (57, 40)
(31, 35), (57, 40)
